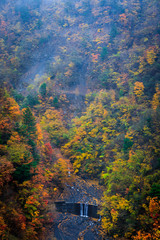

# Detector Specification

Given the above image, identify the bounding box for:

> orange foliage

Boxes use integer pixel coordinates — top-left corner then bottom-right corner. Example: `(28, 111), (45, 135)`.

(0, 118), (12, 132)
(134, 197), (160, 240)
(0, 216), (7, 237)
(7, 131), (21, 144)
(134, 81), (144, 98)
(119, 13), (128, 25)
(65, 68), (72, 77)
(91, 53), (100, 63)
(6, 97), (21, 120)
(0, 157), (15, 190)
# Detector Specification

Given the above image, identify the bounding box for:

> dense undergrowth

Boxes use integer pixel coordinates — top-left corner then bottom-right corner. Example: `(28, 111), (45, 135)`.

(0, 0), (160, 239)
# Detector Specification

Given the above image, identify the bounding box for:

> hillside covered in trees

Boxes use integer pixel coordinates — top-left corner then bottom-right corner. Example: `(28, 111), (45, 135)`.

(0, 0), (160, 239)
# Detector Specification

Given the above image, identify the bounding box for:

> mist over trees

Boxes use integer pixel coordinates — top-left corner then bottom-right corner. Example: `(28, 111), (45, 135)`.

(0, 0), (160, 239)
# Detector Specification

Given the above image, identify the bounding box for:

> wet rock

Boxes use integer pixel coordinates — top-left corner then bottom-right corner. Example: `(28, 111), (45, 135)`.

(53, 176), (103, 239)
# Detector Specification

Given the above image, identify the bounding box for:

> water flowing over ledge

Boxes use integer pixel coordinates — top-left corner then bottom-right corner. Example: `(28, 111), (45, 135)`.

(55, 201), (100, 219)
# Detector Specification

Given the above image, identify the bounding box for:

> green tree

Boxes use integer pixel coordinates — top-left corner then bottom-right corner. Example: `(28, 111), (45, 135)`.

(22, 107), (39, 163)
(22, 107), (37, 137)
(101, 47), (108, 61)
(39, 83), (47, 98)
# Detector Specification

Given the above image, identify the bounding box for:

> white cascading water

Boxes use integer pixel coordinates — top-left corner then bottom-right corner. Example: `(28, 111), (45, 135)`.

(68, 167), (71, 177)
(84, 204), (88, 217)
(80, 203), (88, 217)
(80, 203), (83, 217)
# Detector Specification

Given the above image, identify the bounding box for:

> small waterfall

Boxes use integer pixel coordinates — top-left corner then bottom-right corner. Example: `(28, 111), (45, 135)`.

(84, 204), (88, 217)
(55, 201), (99, 218)
(80, 203), (88, 217)
(80, 203), (83, 217)
(68, 167), (71, 177)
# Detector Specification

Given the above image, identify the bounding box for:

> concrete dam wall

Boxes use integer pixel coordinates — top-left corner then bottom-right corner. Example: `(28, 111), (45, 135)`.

(55, 201), (100, 219)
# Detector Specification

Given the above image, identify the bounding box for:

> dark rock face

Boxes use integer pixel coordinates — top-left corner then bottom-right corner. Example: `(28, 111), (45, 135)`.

(55, 202), (100, 219)
(53, 177), (103, 240)
(53, 213), (102, 240)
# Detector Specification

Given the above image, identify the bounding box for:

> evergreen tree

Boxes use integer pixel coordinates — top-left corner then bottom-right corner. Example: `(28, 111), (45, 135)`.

(22, 106), (37, 136)
(39, 83), (47, 98)
(22, 107), (39, 163)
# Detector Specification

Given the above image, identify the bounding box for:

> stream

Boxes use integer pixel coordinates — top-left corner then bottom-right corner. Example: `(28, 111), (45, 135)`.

(53, 178), (103, 240)
(49, 149), (104, 240)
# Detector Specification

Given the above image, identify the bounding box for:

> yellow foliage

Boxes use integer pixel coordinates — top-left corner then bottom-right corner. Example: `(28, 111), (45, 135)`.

(79, 23), (89, 29)
(135, 56), (146, 75)
(68, 62), (74, 68)
(60, 46), (67, 53)
(89, 128), (98, 137)
(134, 81), (144, 97)
(111, 208), (118, 223)
(101, 217), (114, 233)
(101, 194), (133, 236)
(145, 46), (157, 65)
(125, 129), (134, 140)
(151, 84), (160, 111)
(63, 23), (68, 28)
(36, 123), (43, 145)
(7, 97), (21, 120)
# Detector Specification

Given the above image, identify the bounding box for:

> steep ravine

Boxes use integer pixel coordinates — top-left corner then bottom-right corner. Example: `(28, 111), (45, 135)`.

(50, 149), (104, 240)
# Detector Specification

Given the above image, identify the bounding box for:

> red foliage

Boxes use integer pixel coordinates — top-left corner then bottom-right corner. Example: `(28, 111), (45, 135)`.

(44, 142), (53, 161)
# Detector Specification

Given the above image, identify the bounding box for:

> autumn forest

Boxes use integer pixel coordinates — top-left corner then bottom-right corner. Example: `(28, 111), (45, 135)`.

(0, 0), (160, 239)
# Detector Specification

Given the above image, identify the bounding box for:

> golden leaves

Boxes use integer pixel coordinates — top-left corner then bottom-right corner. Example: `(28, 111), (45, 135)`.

(6, 97), (21, 121)
(145, 46), (158, 65)
(134, 81), (144, 98)
(151, 84), (160, 111)
(91, 53), (100, 63)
